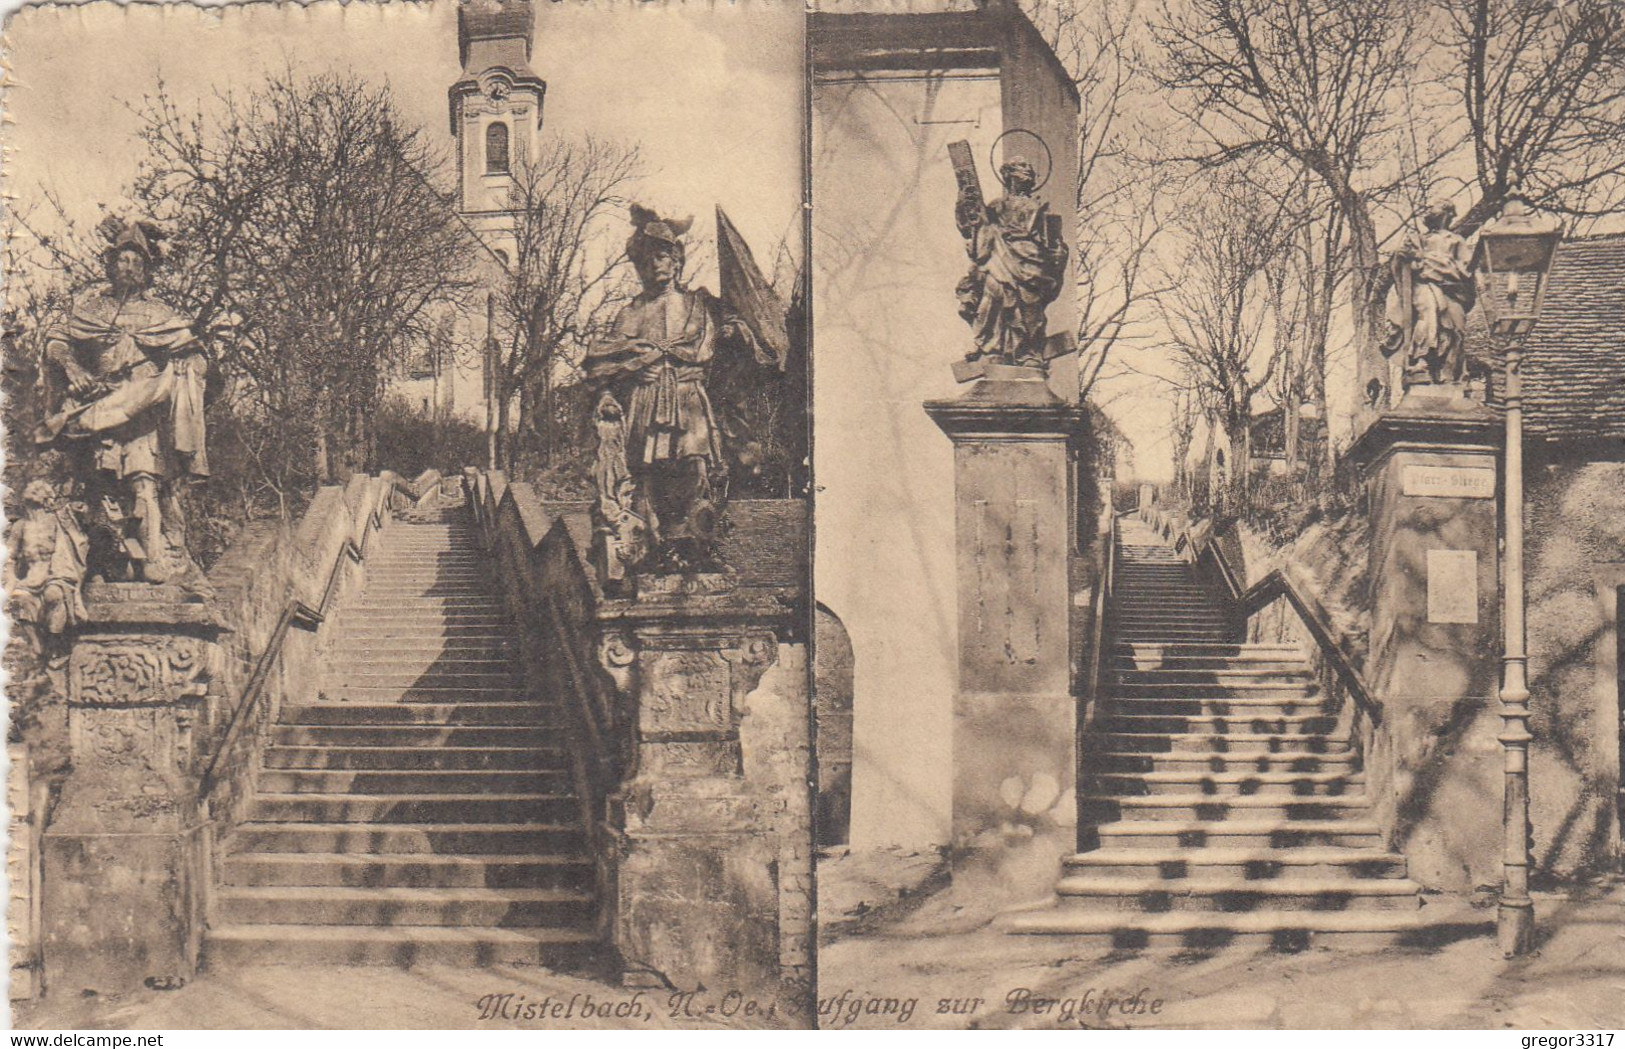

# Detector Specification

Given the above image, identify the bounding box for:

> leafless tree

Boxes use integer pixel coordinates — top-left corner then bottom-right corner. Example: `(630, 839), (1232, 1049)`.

(127, 70), (476, 488)
(1440, 0), (1625, 232)
(1157, 175), (1290, 511)
(1023, 0), (1175, 400)
(1154, 0), (1428, 419)
(494, 136), (642, 471)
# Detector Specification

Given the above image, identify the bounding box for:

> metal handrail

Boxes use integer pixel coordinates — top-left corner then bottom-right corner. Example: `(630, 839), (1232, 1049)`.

(197, 504), (385, 802)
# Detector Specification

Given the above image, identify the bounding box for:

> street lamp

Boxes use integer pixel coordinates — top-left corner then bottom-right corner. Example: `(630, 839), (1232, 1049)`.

(1471, 194), (1563, 957)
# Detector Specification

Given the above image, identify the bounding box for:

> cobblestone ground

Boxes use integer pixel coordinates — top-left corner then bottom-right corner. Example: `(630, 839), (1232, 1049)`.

(9, 964), (810, 1030)
(815, 847), (1625, 1031)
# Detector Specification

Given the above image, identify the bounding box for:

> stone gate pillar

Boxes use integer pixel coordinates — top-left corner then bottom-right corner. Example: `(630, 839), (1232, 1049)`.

(40, 584), (224, 995)
(925, 366), (1087, 902)
(597, 575), (807, 998)
(1349, 391), (1504, 890)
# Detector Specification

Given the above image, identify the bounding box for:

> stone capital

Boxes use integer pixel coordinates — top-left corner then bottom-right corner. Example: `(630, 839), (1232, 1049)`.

(925, 375), (1088, 445)
(1348, 398), (1501, 475)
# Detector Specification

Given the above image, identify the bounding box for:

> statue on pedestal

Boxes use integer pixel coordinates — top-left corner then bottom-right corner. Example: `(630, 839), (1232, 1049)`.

(35, 218), (209, 584)
(1383, 202), (1477, 392)
(586, 205), (770, 582)
(950, 139), (1070, 376)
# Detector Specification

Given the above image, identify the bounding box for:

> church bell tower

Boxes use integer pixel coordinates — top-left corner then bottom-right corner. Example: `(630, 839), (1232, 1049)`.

(449, 0), (545, 261)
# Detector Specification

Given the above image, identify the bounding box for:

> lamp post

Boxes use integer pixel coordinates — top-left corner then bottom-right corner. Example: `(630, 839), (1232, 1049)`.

(1471, 194), (1563, 956)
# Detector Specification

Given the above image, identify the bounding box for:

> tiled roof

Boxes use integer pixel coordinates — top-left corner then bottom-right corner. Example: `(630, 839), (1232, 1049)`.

(1476, 233), (1625, 441)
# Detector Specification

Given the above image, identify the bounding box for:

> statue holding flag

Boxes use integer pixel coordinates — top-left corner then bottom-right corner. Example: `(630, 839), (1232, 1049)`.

(584, 205), (787, 583)
(35, 218), (209, 584)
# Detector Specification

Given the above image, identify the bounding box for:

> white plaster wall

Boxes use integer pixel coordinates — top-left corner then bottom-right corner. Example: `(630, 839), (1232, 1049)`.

(813, 72), (1002, 848)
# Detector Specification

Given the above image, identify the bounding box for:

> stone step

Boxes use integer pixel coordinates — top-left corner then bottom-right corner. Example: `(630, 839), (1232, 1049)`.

(280, 702), (553, 726)
(216, 885), (596, 927)
(1087, 750), (1360, 774)
(317, 670), (520, 690)
(257, 768), (573, 794)
(1114, 643), (1302, 657)
(337, 627), (519, 642)
(248, 792), (578, 824)
(1005, 908), (1431, 946)
(1096, 713), (1339, 734)
(1088, 731), (1351, 755)
(322, 656), (516, 676)
(1114, 668), (1313, 683)
(228, 822), (585, 855)
(263, 745), (566, 770)
(1111, 680), (1320, 695)
(1062, 848), (1407, 880)
(1050, 876), (1420, 912)
(270, 724), (559, 747)
(1089, 819), (1382, 849)
(1080, 794), (1370, 822)
(308, 685), (528, 703)
(348, 598), (505, 610)
(205, 923), (599, 967)
(1105, 699), (1328, 718)
(340, 611), (509, 625)
(221, 852), (594, 890)
(1084, 770), (1365, 797)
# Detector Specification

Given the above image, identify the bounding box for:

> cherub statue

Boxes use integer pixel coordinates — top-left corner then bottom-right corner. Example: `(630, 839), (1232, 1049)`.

(5, 479), (89, 660)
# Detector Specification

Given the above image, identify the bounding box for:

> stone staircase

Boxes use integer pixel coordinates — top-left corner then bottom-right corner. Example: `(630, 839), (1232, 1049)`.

(207, 505), (600, 966)
(1013, 516), (1425, 946)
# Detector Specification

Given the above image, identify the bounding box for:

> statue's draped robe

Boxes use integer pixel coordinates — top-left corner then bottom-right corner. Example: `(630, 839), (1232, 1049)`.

(44, 286), (208, 478)
(584, 286), (724, 468)
(960, 193), (1065, 363)
(1384, 230), (1476, 383)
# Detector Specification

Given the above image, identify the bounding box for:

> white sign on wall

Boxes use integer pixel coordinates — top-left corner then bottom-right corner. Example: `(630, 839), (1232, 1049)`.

(1427, 549), (1480, 624)
(1403, 465), (1496, 499)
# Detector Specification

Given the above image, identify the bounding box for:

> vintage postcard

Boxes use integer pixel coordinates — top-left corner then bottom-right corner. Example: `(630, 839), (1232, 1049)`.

(809, 0), (1623, 1033)
(3, 0), (811, 1029)
(4, 0), (1624, 1038)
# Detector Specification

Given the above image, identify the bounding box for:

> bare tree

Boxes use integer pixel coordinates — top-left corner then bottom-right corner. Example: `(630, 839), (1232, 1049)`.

(1154, 0), (1427, 419)
(128, 70), (475, 488)
(1023, 0), (1174, 400)
(495, 137), (642, 472)
(1441, 0), (1625, 232)
(1157, 176), (1289, 511)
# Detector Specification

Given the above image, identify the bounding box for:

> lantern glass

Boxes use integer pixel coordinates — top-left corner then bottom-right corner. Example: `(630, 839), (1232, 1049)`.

(1472, 200), (1562, 336)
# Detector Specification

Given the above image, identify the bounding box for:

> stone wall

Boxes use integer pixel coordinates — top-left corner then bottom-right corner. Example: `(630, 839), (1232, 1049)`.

(203, 474), (398, 841)
(466, 470), (814, 1000)
(1523, 453), (1625, 877)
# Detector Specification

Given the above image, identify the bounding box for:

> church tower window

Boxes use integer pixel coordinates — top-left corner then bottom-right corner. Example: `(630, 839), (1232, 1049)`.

(485, 122), (510, 174)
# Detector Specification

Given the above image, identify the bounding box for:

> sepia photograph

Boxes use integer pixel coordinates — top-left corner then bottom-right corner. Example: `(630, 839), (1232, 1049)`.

(811, 0), (1623, 1032)
(3, 0), (811, 1029)
(3, 0), (1624, 1039)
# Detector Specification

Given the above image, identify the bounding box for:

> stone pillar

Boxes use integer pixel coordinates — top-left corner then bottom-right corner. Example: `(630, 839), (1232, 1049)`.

(41, 584), (224, 995)
(1349, 392), (1504, 891)
(598, 577), (803, 997)
(925, 365), (1087, 902)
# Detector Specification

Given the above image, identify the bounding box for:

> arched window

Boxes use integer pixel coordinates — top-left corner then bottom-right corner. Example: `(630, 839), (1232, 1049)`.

(485, 122), (510, 174)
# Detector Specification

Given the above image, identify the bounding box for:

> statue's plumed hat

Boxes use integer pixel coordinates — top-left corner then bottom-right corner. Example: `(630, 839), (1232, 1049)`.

(628, 204), (693, 257)
(97, 216), (166, 261)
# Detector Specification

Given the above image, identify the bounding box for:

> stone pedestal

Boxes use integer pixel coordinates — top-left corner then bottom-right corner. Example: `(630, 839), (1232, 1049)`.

(597, 577), (802, 995)
(925, 366), (1087, 902)
(1349, 392), (1504, 890)
(40, 584), (223, 995)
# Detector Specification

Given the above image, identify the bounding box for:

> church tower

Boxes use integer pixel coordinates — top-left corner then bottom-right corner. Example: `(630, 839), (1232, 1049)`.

(448, 0), (545, 262)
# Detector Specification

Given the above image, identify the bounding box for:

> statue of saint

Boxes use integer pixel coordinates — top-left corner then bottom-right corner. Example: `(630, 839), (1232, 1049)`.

(953, 157), (1070, 369)
(5, 479), (89, 656)
(1383, 202), (1477, 390)
(585, 206), (762, 580)
(35, 218), (209, 583)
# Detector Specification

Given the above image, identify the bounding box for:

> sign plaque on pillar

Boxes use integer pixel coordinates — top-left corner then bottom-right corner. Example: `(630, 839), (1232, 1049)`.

(1427, 549), (1480, 624)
